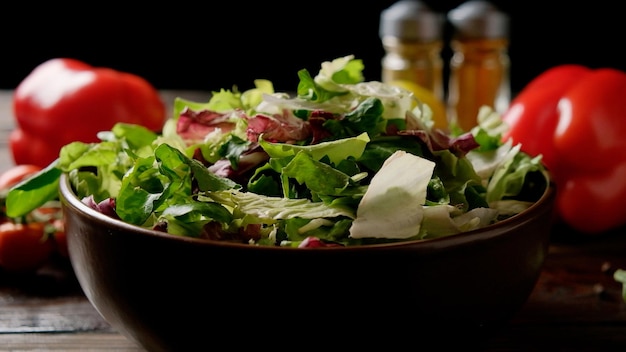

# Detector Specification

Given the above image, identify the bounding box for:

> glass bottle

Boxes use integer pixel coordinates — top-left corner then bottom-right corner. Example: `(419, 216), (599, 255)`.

(447, 0), (510, 132)
(380, 0), (445, 101)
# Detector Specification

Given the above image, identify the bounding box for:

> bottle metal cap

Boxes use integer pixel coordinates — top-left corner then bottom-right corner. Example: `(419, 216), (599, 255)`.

(379, 0), (444, 41)
(448, 0), (509, 39)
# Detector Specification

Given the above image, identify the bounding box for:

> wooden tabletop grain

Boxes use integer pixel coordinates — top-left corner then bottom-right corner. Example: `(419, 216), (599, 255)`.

(1, 90), (626, 351)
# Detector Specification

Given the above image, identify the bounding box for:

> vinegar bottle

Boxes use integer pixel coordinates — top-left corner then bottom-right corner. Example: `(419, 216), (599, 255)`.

(447, 0), (510, 132)
(379, 0), (445, 101)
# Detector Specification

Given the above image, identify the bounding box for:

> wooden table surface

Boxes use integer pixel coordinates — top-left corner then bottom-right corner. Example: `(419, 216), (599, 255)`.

(1, 90), (626, 351)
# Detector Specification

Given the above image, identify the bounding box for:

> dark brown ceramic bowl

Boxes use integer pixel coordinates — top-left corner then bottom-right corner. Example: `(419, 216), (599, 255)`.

(60, 173), (556, 351)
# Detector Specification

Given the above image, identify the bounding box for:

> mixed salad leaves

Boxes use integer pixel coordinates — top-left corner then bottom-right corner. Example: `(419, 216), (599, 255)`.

(6, 55), (549, 248)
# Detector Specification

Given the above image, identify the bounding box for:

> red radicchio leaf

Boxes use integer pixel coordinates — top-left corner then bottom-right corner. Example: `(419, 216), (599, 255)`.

(177, 107), (244, 144)
(398, 128), (479, 158)
(308, 110), (337, 144)
(247, 110), (311, 143)
(81, 195), (119, 219)
(298, 236), (343, 248)
(208, 145), (269, 181)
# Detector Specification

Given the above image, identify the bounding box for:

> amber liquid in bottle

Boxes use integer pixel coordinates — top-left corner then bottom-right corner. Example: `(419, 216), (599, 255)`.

(447, 38), (510, 132)
(381, 36), (444, 101)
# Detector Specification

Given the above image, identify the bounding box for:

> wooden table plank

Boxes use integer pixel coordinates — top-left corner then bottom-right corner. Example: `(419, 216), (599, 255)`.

(0, 257), (110, 334)
(0, 332), (144, 351)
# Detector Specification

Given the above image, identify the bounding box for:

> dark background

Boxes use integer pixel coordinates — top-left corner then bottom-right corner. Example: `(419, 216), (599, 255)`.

(1, 1), (623, 95)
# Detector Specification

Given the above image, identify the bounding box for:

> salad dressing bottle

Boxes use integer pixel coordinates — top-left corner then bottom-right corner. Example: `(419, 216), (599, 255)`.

(379, 0), (445, 102)
(447, 0), (510, 132)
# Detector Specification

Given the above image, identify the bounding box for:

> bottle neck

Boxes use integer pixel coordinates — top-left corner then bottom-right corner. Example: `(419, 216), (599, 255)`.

(450, 38), (509, 62)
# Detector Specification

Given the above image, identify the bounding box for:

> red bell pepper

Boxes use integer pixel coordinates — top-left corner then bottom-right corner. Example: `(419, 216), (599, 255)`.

(501, 64), (626, 234)
(10, 58), (167, 168)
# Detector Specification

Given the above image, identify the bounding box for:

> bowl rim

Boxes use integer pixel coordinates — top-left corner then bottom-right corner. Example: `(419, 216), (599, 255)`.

(59, 173), (556, 251)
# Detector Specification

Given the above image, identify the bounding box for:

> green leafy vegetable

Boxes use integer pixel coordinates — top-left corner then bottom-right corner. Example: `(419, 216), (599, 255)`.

(6, 55), (550, 247)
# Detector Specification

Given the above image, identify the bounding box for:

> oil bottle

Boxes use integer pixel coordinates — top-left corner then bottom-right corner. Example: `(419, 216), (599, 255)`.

(447, 0), (510, 132)
(379, 0), (445, 101)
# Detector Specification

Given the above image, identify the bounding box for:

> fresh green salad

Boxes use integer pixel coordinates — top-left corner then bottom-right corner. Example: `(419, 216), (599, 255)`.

(6, 55), (549, 247)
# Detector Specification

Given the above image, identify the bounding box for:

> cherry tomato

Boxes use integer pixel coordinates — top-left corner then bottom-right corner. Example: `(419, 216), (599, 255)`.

(50, 218), (68, 258)
(28, 204), (66, 258)
(0, 164), (42, 190)
(0, 222), (54, 272)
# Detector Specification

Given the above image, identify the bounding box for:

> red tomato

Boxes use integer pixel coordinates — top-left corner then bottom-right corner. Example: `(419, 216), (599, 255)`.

(0, 222), (54, 272)
(51, 218), (68, 258)
(0, 164), (42, 190)
(29, 205), (66, 258)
